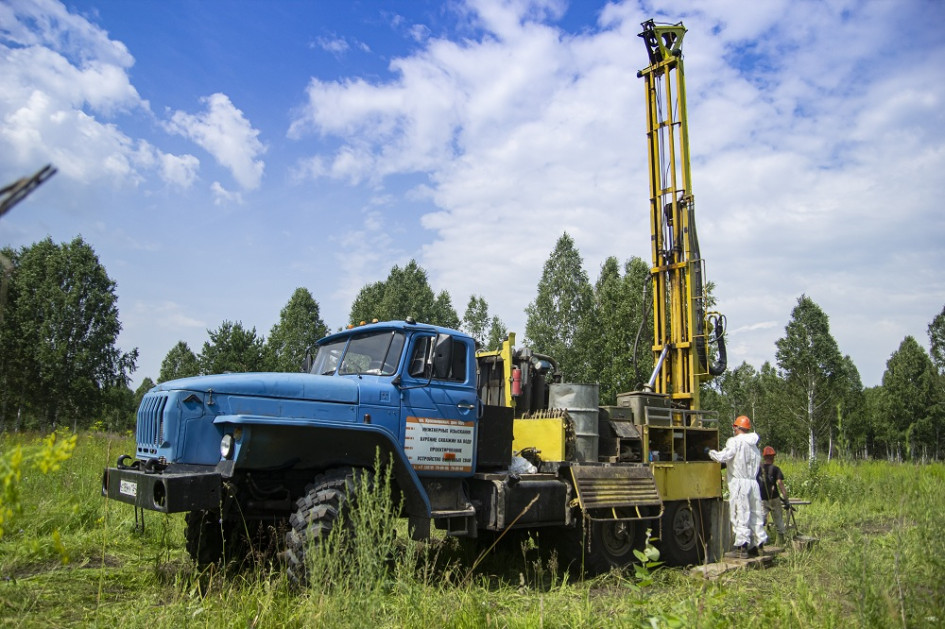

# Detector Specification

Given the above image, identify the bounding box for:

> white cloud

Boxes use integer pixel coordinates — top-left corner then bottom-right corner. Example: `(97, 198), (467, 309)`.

(1, 0), (135, 68)
(160, 152), (200, 188)
(286, 0), (945, 385)
(210, 181), (243, 205)
(166, 93), (266, 191)
(146, 300), (205, 329)
(409, 24), (430, 43)
(314, 35), (349, 54)
(0, 0), (198, 188)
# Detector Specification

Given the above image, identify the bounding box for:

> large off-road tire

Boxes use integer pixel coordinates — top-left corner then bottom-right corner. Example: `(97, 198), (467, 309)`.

(657, 500), (705, 566)
(282, 467), (369, 584)
(588, 518), (644, 572)
(185, 510), (245, 567)
(553, 515), (645, 576)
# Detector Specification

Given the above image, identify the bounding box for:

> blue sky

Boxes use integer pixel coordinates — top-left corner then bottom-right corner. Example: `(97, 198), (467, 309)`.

(2, 0), (944, 390)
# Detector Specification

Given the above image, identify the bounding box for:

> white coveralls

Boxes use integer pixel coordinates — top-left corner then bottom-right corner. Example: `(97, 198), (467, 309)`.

(709, 432), (768, 549)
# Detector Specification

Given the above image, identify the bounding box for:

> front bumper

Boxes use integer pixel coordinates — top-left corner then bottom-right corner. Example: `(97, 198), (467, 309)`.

(101, 462), (224, 513)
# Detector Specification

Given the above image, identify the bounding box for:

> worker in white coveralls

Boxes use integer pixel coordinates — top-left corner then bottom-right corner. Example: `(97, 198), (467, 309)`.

(709, 415), (768, 558)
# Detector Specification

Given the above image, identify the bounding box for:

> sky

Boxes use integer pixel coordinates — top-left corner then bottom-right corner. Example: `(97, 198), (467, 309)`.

(1, 0), (944, 391)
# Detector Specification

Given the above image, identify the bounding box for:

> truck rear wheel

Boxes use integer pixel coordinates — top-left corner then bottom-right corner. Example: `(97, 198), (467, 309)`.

(588, 518), (644, 573)
(282, 467), (368, 584)
(554, 514), (645, 575)
(657, 500), (704, 566)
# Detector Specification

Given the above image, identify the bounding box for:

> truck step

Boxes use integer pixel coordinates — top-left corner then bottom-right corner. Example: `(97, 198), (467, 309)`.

(431, 506), (476, 519)
(431, 507), (477, 537)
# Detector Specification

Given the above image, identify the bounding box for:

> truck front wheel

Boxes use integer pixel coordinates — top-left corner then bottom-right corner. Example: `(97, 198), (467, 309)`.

(282, 467), (369, 584)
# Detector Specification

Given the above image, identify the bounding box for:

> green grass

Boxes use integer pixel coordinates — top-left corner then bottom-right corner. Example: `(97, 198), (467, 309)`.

(1, 432), (943, 628)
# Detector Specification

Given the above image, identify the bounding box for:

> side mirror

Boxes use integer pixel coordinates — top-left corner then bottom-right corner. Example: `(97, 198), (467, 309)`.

(302, 350), (314, 373)
(432, 333), (453, 379)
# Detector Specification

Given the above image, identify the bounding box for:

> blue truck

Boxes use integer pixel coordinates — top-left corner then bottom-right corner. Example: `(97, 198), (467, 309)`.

(102, 319), (724, 579)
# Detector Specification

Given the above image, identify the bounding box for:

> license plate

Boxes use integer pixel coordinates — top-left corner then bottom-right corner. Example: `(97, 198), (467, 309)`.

(119, 479), (137, 498)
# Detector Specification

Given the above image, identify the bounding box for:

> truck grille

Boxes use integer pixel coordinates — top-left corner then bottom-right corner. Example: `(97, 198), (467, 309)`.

(136, 393), (169, 456)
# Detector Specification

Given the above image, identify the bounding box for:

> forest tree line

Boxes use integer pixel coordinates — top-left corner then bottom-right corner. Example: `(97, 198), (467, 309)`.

(1, 234), (943, 461)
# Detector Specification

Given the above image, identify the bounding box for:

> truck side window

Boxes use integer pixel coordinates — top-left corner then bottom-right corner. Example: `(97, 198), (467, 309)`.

(450, 341), (467, 382)
(408, 337), (432, 378)
(408, 336), (468, 381)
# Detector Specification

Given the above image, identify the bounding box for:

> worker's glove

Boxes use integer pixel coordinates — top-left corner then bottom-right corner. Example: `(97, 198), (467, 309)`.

(782, 498), (793, 511)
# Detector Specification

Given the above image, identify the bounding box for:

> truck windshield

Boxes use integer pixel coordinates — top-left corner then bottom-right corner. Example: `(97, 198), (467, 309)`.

(311, 331), (406, 376)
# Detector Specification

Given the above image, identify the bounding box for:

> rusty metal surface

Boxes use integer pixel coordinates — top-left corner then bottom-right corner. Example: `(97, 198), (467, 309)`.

(569, 464), (662, 511)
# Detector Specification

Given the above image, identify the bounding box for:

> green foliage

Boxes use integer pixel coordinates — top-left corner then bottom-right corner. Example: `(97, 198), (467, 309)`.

(833, 355), (866, 458)
(485, 315), (508, 351)
(198, 321), (267, 374)
(752, 361), (793, 447)
(348, 260), (459, 328)
(302, 454), (427, 597)
(433, 290), (460, 329)
(97, 383), (137, 433)
(2, 435), (944, 627)
(158, 341), (200, 383)
(349, 280), (386, 324)
(877, 336), (945, 460)
(0, 246), (13, 330)
(928, 304), (945, 374)
(463, 295), (507, 351)
(702, 362), (759, 428)
(266, 287), (328, 373)
(462, 295), (490, 345)
(587, 256), (652, 405)
(525, 233), (594, 382)
(630, 529), (662, 587)
(0, 237), (137, 430)
(0, 430), (76, 538)
(775, 295), (844, 462)
(134, 377), (155, 407)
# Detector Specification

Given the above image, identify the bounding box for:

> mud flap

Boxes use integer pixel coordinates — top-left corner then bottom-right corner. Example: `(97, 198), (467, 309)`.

(569, 464), (662, 521)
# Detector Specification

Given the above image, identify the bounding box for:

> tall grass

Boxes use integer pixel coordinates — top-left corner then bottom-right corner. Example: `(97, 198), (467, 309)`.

(1, 432), (943, 628)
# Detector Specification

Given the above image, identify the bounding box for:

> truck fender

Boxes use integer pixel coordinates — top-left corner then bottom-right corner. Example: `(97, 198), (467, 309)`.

(213, 415), (431, 518)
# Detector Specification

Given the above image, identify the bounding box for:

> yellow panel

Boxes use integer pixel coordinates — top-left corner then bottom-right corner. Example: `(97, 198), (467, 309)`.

(512, 418), (566, 462)
(651, 461), (722, 501)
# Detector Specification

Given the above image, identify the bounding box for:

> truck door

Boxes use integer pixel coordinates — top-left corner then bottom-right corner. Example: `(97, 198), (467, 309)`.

(401, 333), (478, 476)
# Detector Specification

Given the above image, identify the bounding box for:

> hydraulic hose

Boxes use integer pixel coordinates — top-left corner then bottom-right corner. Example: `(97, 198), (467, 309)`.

(689, 203), (726, 377)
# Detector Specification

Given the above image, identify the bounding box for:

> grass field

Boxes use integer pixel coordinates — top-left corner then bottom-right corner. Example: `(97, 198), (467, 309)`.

(1, 432), (943, 628)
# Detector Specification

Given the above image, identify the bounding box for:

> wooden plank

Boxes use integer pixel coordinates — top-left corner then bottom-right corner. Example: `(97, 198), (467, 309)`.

(689, 547), (780, 580)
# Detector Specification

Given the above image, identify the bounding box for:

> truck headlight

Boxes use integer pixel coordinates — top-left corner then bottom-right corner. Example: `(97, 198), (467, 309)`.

(220, 434), (235, 459)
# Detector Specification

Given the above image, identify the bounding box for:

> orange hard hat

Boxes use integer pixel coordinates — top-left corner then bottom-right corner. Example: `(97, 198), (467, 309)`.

(763, 446), (776, 457)
(733, 415), (752, 431)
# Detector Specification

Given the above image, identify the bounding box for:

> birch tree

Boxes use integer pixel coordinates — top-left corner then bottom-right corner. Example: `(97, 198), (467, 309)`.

(774, 295), (843, 463)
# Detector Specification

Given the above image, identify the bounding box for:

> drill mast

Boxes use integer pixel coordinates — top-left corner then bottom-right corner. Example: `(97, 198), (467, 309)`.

(638, 21), (726, 412)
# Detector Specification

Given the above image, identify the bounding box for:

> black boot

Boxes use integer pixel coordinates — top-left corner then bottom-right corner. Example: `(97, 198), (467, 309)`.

(747, 545), (759, 557)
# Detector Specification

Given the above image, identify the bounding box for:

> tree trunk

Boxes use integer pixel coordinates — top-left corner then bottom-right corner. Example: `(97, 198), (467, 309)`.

(807, 387), (816, 465)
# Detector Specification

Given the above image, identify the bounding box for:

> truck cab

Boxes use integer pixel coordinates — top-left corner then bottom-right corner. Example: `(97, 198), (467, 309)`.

(103, 320), (491, 574)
